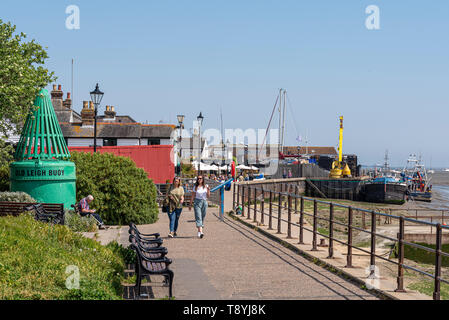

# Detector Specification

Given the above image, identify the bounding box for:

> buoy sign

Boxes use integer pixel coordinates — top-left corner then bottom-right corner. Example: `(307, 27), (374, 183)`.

(15, 169), (65, 177)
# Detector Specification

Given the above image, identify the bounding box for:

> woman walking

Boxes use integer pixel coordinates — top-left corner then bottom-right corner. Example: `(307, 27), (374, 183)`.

(189, 175), (210, 238)
(165, 176), (185, 238)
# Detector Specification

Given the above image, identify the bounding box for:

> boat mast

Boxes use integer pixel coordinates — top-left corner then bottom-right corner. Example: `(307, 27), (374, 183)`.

(278, 88), (282, 156)
(220, 107), (225, 166)
(281, 89), (286, 150)
(384, 149), (389, 172)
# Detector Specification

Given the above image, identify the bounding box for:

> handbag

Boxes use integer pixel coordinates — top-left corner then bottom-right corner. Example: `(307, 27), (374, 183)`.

(162, 185), (172, 213)
(162, 196), (169, 213)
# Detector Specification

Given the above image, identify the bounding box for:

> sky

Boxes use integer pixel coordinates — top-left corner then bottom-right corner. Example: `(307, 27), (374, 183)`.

(1, 0), (448, 167)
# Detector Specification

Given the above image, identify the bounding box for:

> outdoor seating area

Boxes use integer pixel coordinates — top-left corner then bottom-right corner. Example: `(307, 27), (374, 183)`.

(127, 223), (174, 298)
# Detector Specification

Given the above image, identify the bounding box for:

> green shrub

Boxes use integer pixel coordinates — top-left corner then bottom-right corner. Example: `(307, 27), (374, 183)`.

(105, 241), (136, 265)
(181, 163), (196, 177)
(0, 215), (124, 300)
(70, 152), (159, 225)
(0, 191), (36, 203)
(0, 165), (9, 192)
(64, 210), (98, 232)
(0, 140), (14, 192)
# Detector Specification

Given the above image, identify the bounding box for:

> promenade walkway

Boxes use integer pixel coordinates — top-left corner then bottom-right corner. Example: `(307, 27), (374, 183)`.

(110, 207), (379, 300)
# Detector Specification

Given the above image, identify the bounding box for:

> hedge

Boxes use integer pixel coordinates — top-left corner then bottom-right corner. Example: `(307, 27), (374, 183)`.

(70, 151), (159, 225)
(0, 191), (36, 203)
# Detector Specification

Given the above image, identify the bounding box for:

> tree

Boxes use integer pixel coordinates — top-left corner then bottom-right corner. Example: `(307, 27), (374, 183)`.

(0, 19), (56, 137)
(0, 140), (13, 191)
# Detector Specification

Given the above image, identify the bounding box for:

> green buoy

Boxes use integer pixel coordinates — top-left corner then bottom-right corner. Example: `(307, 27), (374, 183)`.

(10, 89), (76, 209)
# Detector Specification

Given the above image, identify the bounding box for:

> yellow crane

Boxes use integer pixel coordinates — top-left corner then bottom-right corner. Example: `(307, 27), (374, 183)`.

(329, 116), (351, 178)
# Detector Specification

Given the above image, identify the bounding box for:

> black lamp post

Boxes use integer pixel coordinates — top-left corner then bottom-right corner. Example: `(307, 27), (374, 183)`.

(177, 114), (185, 175)
(197, 112), (204, 162)
(90, 83), (104, 153)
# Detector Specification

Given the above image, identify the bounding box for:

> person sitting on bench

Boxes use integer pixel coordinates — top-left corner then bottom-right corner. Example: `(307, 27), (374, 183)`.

(79, 195), (106, 230)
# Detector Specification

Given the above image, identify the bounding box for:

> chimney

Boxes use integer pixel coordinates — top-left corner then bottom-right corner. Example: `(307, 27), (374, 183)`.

(51, 84), (63, 110)
(63, 92), (72, 109)
(81, 100), (94, 126)
(89, 101), (94, 110)
(104, 105), (116, 119)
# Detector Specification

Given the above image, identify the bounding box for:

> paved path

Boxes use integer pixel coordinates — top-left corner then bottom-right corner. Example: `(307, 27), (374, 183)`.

(116, 208), (378, 300)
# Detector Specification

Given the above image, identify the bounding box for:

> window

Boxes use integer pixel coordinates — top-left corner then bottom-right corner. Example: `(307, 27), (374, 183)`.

(103, 138), (117, 146)
(148, 138), (160, 145)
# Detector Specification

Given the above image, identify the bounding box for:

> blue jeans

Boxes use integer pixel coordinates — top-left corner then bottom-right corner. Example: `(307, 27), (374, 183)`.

(167, 208), (182, 232)
(81, 211), (104, 226)
(193, 199), (208, 228)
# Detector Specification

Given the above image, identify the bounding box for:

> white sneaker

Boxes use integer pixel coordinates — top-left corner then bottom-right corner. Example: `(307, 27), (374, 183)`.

(197, 232), (202, 238)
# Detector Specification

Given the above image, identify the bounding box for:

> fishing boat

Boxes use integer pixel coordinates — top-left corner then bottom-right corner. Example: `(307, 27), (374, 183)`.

(361, 177), (407, 204)
(361, 151), (407, 204)
(401, 154), (432, 202)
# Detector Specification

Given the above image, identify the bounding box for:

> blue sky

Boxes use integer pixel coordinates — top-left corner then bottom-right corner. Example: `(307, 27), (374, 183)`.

(1, 0), (448, 167)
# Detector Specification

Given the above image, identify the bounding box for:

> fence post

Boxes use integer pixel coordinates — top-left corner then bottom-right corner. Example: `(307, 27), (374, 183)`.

(236, 183), (240, 211)
(287, 194), (292, 239)
(268, 190), (273, 230)
(253, 187), (257, 223)
(370, 210), (377, 275)
(241, 185), (245, 217)
(395, 216), (406, 292)
(345, 206), (353, 268)
(233, 181), (236, 209)
(261, 187), (265, 225)
(247, 187), (251, 220)
(277, 191), (282, 234)
(294, 188), (298, 218)
(433, 224), (442, 300)
(328, 203), (334, 258)
(299, 197), (304, 244)
(362, 210), (366, 229)
(312, 199), (318, 251)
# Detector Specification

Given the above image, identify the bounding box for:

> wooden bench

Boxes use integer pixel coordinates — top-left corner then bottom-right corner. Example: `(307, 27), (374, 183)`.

(128, 227), (163, 249)
(128, 224), (174, 298)
(129, 235), (168, 259)
(25, 203), (65, 225)
(0, 202), (64, 225)
(129, 223), (160, 239)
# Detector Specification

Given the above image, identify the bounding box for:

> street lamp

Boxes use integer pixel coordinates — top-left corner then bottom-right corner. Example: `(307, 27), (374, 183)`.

(90, 83), (104, 153)
(177, 115), (185, 175)
(197, 112), (204, 162)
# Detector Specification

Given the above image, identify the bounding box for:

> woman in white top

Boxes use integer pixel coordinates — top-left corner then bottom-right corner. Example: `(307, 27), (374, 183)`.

(189, 175), (210, 238)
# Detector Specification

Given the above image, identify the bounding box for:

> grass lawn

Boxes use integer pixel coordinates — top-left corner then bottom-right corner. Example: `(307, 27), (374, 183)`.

(0, 214), (126, 300)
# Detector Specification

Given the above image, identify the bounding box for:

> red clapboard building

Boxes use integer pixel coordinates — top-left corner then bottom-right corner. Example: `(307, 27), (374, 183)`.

(68, 145), (174, 184)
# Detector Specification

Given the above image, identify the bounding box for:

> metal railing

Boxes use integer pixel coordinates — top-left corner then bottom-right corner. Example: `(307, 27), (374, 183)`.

(233, 182), (449, 300)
